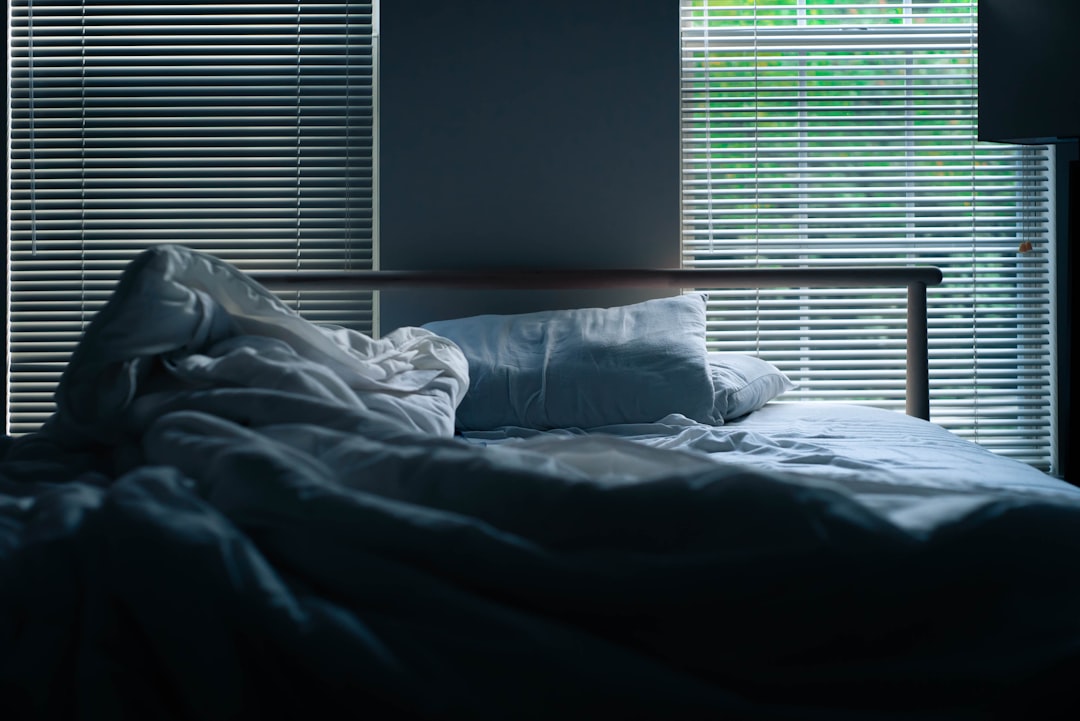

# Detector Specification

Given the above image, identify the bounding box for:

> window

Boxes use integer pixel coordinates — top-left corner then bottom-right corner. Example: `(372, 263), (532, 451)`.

(680, 0), (1053, 468)
(6, 1), (377, 433)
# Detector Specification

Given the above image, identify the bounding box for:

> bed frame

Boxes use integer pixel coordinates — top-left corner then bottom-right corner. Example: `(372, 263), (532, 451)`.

(253, 266), (944, 421)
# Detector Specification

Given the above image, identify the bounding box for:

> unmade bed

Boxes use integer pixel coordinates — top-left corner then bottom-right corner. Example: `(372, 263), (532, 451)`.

(1, 245), (1078, 720)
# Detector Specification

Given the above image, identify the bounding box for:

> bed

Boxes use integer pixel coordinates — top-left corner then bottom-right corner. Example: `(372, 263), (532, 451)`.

(2, 244), (1078, 721)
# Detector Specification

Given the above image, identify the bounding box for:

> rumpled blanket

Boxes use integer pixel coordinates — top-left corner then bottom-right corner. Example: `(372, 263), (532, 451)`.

(5, 245), (469, 481)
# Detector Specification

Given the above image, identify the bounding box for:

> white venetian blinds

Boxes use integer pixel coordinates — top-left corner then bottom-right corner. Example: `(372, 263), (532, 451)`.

(7, 1), (377, 434)
(680, 0), (1053, 467)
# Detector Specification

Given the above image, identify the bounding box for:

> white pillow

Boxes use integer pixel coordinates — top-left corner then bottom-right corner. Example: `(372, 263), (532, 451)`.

(707, 352), (795, 421)
(423, 294), (721, 431)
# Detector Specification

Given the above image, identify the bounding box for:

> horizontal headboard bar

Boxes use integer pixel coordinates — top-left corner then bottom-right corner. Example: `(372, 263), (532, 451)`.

(251, 265), (942, 421)
(251, 266), (943, 291)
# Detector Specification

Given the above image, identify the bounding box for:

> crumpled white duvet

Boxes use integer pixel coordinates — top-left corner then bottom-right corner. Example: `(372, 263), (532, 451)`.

(50, 245), (470, 448)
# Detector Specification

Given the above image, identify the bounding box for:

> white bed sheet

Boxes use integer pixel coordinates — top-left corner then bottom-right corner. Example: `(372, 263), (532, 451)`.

(462, 402), (1080, 532)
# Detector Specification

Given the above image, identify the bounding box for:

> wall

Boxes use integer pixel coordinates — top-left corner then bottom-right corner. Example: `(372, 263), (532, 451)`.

(378, 0), (680, 331)
(977, 0), (1080, 143)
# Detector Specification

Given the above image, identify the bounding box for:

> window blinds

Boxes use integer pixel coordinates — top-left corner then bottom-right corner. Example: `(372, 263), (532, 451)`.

(680, 0), (1053, 468)
(6, 1), (377, 434)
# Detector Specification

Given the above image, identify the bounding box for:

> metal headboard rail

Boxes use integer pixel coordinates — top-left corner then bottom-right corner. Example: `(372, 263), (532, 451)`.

(252, 266), (944, 420)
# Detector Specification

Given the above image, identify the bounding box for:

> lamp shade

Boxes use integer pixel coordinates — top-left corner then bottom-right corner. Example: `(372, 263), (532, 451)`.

(978, 0), (1080, 144)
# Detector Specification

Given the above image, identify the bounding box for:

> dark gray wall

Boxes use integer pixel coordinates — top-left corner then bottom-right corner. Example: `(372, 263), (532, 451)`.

(379, 0), (680, 330)
(978, 0), (1080, 143)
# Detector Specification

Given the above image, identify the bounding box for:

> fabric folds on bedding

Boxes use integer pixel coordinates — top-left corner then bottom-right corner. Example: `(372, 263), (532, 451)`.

(5, 405), (1080, 720)
(48, 245), (469, 451)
